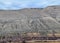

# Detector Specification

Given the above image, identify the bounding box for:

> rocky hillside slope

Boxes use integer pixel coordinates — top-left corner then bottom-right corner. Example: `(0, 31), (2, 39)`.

(0, 5), (60, 35)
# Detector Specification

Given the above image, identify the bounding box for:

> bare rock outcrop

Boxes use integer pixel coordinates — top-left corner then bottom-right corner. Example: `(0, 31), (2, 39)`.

(0, 6), (60, 35)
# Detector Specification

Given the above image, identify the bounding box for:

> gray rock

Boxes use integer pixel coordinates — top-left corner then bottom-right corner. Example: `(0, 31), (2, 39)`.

(0, 6), (60, 35)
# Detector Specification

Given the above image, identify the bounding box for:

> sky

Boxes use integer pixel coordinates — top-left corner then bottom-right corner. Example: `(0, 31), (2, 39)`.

(0, 0), (60, 10)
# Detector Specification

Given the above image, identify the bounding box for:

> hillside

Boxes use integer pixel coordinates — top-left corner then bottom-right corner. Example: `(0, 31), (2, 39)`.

(0, 6), (60, 35)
